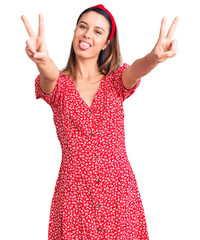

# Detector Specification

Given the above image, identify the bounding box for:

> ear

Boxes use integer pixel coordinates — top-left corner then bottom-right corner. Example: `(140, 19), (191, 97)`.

(102, 40), (111, 50)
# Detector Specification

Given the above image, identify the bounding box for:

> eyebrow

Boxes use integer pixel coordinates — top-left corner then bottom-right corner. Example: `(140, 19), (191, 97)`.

(79, 21), (105, 32)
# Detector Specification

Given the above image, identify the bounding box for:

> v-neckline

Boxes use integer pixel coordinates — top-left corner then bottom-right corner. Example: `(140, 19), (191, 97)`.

(69, 75), (106, 110)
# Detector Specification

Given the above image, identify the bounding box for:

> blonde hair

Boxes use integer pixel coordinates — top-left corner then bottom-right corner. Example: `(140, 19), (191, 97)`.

(61, 7), (123, 80)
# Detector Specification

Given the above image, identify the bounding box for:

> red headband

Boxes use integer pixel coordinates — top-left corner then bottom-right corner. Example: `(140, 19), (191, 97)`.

(89, 4), (116, 41)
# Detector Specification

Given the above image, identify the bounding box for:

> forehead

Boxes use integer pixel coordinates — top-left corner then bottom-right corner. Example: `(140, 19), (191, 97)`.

(78, 11), (110, 29)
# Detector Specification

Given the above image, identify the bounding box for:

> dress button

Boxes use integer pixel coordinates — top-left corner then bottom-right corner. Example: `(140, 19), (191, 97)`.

(91, 131), (95, 135)
(88, 110), (92, 114)
(95, 178), (100, 183)
(96, 203), (101, 208)
(97, 227), (102, 232)
(94, 154), (98, 159)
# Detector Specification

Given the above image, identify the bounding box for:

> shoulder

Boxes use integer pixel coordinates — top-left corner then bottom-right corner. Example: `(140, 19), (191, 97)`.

(109, 63), (130, 79)
(60, 72), (72, 82)
(53, 71), (72, 91)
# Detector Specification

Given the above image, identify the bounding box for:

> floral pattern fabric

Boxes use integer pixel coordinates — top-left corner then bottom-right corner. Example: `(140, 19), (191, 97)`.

(35, 63), (149, 240)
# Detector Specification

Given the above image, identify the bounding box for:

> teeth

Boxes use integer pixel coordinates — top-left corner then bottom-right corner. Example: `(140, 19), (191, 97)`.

(80, 41), (90, 47)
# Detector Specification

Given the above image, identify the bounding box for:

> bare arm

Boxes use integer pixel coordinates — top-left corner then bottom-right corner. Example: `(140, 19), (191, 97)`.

(21, 13), (60, 94)
(122, 54), (158, 90)
(36, 57), (60, 95)
(122, 16), (179, 90)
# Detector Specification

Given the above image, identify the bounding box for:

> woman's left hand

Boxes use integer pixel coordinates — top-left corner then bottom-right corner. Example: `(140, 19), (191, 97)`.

(149, 16), (179, 64)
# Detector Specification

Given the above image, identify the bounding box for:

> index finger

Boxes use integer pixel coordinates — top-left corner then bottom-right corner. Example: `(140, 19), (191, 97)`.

(21, 15), (36, 38)
(166, 16), (179, 40)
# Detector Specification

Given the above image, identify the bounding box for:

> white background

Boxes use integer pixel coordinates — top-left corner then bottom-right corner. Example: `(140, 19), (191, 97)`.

(0, 0), (199, 239)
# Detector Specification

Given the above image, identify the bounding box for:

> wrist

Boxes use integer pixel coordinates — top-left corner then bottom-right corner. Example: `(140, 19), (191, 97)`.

(36, 55), (51, 67)
(145, 52), (160, 67)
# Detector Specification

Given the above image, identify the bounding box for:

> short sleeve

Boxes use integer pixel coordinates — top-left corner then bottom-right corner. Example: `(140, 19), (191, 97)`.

(35, 70), (66, 107)
(112, 63), (141, 101)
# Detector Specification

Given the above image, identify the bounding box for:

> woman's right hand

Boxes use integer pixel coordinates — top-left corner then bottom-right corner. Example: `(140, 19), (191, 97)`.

(21, 13), (49, 63)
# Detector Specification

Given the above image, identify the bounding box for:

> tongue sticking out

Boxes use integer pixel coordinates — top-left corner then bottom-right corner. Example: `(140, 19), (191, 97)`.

(79, 41), (91, 50)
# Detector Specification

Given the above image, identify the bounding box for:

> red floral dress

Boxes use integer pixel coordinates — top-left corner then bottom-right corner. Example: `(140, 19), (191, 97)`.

(35, 63), (149, 240)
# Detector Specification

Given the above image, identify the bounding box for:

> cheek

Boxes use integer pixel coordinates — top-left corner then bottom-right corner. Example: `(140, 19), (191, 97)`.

(72, 32), (80, 46)
(73, 28), (82, 38)
(74, 31), (79, 39)
(94, 36), (105, 45)
(96, 39), (107, 49)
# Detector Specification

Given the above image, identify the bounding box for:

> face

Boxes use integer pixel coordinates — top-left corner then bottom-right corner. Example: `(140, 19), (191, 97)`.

(72, 11), (111, 60)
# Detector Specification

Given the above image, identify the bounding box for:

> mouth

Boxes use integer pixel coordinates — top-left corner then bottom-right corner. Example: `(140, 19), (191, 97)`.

(79, 40), (92, 50)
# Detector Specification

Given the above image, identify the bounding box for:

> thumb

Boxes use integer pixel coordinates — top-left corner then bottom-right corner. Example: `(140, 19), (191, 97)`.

(33, 51), (48, 60)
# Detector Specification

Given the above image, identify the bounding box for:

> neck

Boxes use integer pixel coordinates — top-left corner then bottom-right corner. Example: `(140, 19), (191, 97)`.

(75, 56), (101, 80)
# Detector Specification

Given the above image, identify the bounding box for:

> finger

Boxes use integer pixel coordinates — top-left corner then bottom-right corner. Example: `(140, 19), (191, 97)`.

(25, 39), (37, 54)
(32, 51), (48, 59)
(170, 39), (178, 51)
(25, 46), (32, 54)
(38, 13), (44, 38)
(166, 16), (179, 40)
(25, 47), (34, 57)
(158, 16), (166, 41)
(21, 15), (36, 38)
(159, 50), (177, 59)
(25, 47), (37, 62)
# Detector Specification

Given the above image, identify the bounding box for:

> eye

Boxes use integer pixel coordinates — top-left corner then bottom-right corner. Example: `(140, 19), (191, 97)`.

(80, 24), (86, 29)
(95, 30), (102, 34)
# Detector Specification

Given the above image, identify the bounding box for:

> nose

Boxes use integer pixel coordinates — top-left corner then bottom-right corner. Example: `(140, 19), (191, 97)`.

(83, 28), (92, 39)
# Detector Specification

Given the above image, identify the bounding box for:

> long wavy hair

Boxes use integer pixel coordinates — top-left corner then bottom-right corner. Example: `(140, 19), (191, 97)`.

(61, 6), (123, 80)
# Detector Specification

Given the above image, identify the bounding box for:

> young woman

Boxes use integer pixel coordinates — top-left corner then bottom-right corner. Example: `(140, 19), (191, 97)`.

(21, 4), (179, 240)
